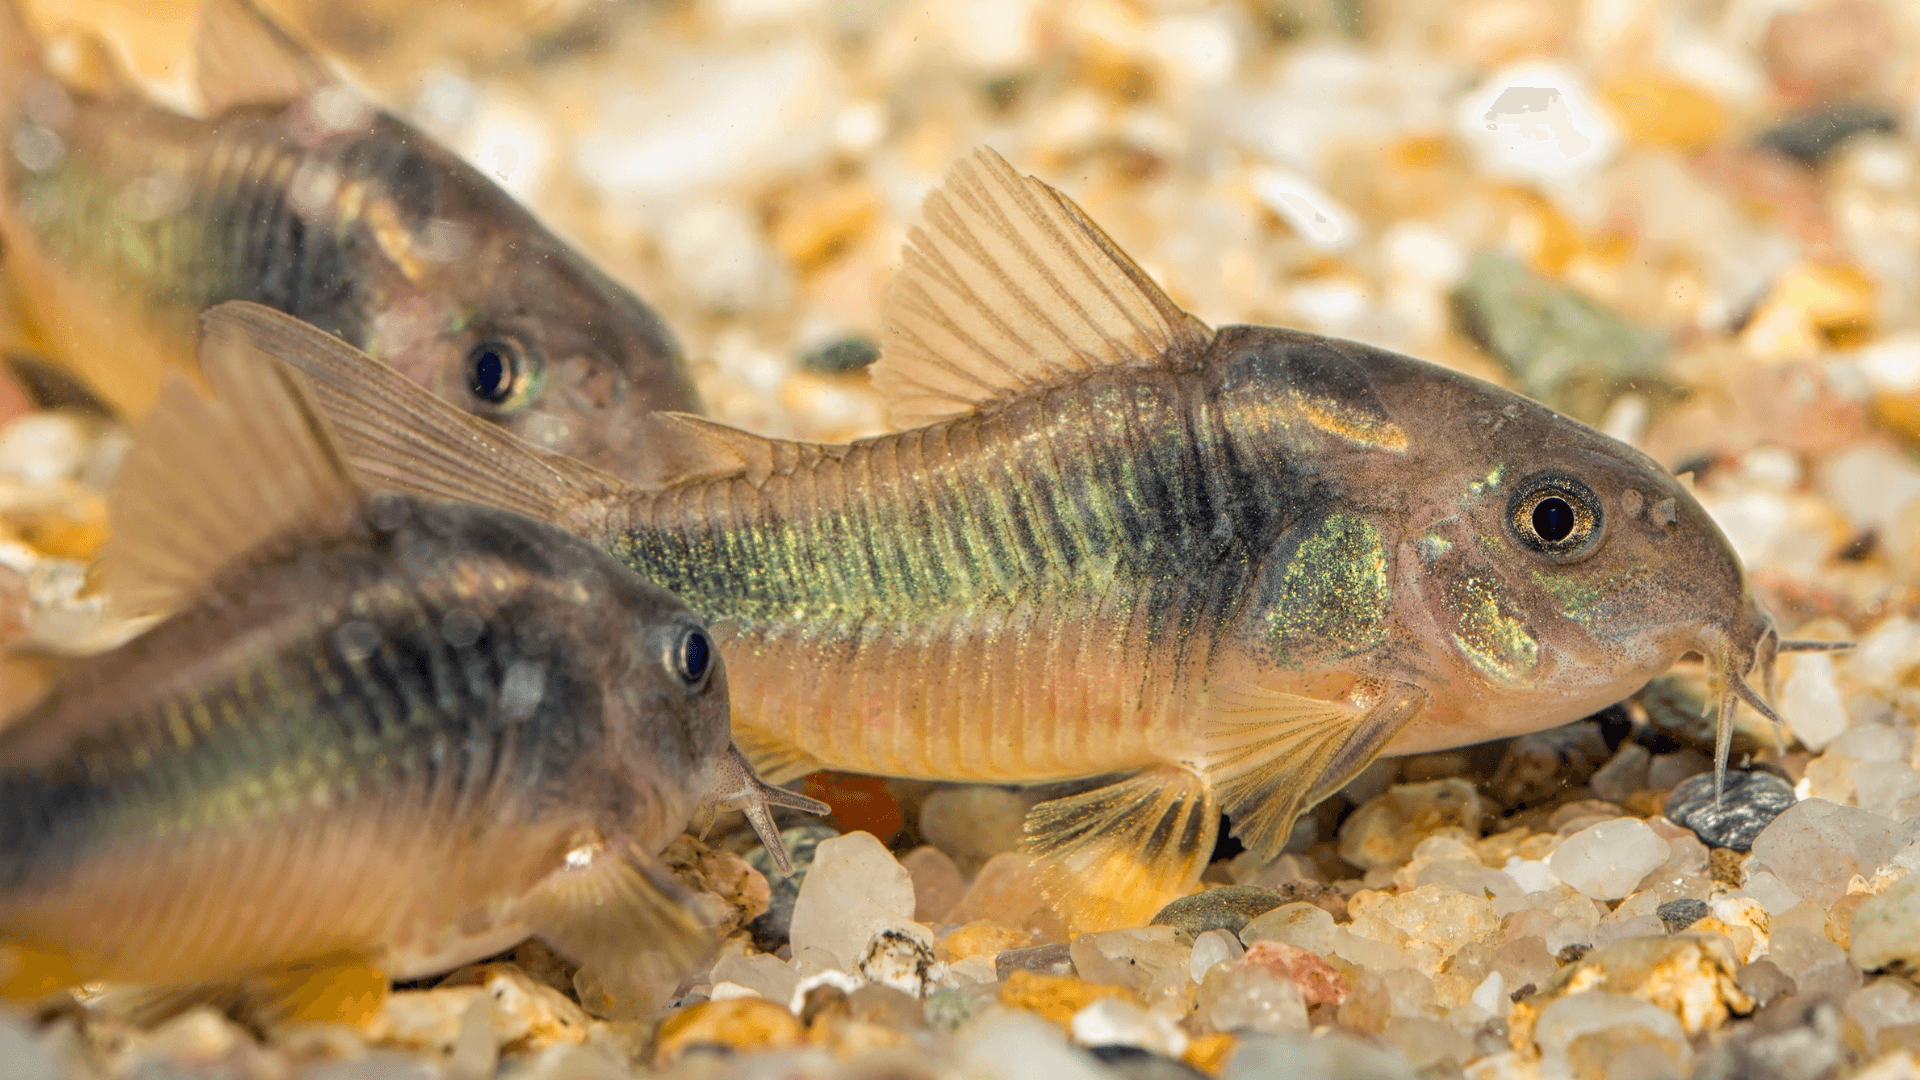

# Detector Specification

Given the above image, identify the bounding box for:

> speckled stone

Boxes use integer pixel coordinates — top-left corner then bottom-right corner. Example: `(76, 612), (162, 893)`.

(1656, 898), (1712, 934)
(1149, 887), (1284, 942)
(1665, 771), (1796, 851)
(996, 942), (1075, 980)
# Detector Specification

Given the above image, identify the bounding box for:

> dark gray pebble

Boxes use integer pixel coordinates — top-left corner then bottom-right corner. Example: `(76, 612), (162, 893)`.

(799, 336), (882, 374)
(1665, 771), (1796, 851)
(1149, 886), (1284, 942)
(1656, 897), (1711, 933)
(995, 941), (1074, 981)
(1088, 1045), (1210, 1079)
(1757, 105), (1899, 166)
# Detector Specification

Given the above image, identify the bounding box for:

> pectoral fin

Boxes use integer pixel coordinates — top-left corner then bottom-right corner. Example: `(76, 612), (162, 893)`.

(1022, 766), (1218, 933)
(1202, 679), (1427, 862)
(517, 841), (713, 984)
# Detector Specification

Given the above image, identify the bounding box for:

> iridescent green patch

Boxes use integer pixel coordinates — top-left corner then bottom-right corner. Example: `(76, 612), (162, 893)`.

(1263, 512), (1390, 663)
(1449, 575), (1540, 686)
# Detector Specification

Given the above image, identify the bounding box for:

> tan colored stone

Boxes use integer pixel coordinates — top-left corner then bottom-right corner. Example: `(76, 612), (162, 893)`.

(653, 998), (806, 1065)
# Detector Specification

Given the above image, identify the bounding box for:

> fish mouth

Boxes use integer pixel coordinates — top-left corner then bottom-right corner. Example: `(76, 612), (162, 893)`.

(1702, 607), (1852, 798)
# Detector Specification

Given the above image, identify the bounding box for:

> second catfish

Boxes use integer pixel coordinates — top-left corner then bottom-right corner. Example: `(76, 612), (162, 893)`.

(260, 149), (1814, 931)
(0, 0), (695, 480)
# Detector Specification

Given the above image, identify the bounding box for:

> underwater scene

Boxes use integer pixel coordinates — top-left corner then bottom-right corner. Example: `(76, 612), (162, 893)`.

(1, 0), (1920, 1077)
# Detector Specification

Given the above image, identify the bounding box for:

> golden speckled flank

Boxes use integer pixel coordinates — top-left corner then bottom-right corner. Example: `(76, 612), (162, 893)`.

(1262, 512), (1390, 664)
(617, 376), (1291, 635)
(1448, 575), (1541, 686)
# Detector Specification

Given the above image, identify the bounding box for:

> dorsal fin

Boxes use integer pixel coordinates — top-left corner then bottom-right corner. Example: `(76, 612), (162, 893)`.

(874, 147), (1214, 428)
(192, 0), (332, 114)
(101, 307), (361, 615)
(203, 302), (631, 534)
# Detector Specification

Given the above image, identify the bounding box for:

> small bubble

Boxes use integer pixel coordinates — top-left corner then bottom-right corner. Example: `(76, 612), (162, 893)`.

(287, 161), (342, 222)
(12, 126), (63, 173)
(501, 661), (545, 721)
(440, 608), (484, 649)
(333, 619), (381, 663)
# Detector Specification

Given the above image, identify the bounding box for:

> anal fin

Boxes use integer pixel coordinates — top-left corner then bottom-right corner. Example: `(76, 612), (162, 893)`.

(1204, 679), (1427, 863)
(1022, 767), (1218, 933)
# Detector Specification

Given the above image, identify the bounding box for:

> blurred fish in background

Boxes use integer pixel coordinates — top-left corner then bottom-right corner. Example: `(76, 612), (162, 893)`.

(0, 0), (699, 482)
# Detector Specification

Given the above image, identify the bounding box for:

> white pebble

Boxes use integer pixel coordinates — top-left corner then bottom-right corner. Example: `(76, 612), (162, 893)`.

(788, 832), (918, 969)
(1548, 818), (1670, 901)
(1190, 929), (1244, 983)
(1069, 997), (1189, 1058)
(0, 414), (89, 486)
(1781, 653), (1849, 752)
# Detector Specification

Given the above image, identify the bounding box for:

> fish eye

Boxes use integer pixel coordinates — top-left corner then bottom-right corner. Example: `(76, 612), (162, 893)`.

(465, 336), (542, 412)
(671, 624), (714, 689)
(1508, 474), (1603, 561)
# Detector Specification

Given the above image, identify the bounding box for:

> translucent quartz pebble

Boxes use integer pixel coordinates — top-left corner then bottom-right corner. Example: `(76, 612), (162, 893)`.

(1189, 929), (1245, 983)
(709, 953), (800, 1005)
(1844, 979), (1920, 1057)
(953, 1010), (1112, 1080)
(1222, 1030), (1416, 1080)
(1533, 991), (1691, 1080)
(919, 787), (1032, 874)
(1587, 743), (1651, 804)
(1068, 927), (1192, 1003)
(1767, 927), (1862, 998)
(1780, 653), (1849, 751)
(1850, 877), (1920, 974)
(1665, 771), (1796, 851)
(898, 845), (966, 924)
(1853, 760), (1920, 822)
(1416, 859), (1529, 914)
(1381, 1016), (1476, 1075)
(1239, 902), (1336, 955)
(1190, 957), (1313, 1037)
(1068, 997), (1189, 1058)
(1336, 780), (1484, 871)
(1749, 798), (1917, 906)
(1548, 818), (1670, 900)
(788, 831), (921, 969)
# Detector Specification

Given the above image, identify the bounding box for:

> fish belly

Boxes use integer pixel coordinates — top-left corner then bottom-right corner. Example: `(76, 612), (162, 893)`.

(722, 607), (1196, 785)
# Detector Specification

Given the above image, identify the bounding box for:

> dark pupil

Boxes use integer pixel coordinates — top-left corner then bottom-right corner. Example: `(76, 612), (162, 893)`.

(468, 344), (512, 403)
(680, 630), (711, 683)
(1533, 497), (1576, 543)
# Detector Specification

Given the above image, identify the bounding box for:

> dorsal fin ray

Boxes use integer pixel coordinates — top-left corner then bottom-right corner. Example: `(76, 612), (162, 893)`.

(874, 147), (1213, 428)
(192, 0), (333, 114)
(101, 308), (361, 615)
(203, 302), (632, 533)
